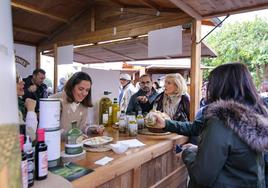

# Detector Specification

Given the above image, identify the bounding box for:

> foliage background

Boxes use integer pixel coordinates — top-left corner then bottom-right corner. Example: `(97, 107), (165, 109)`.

(202, 18), (268, 87)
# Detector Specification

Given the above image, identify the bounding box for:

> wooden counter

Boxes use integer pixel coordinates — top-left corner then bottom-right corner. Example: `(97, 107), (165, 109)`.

(72, 128), (188, 188)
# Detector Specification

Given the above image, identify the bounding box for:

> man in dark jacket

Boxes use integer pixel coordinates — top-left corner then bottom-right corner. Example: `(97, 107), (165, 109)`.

(23, 68), (48, 112)
(126, 74), (159, 115)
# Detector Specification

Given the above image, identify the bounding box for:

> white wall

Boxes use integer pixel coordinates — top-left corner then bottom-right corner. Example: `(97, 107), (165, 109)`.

(82, 68), (121, 124)
(15, 43), (36, 78)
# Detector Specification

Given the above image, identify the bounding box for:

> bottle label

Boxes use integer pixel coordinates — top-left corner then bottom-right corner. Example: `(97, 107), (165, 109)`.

(128, 123), (138, 136)
(38, 151), (48, 177)
(21, 159), (28, 188)
(117, 111), (120, 121)
(103, 113), (108, 124)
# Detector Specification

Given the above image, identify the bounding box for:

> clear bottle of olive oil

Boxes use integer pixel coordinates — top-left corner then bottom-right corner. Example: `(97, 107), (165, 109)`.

(99, 91), (112, 125)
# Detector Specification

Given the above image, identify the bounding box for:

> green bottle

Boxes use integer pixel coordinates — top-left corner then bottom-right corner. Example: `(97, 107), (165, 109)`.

(65, 121), (83, 155)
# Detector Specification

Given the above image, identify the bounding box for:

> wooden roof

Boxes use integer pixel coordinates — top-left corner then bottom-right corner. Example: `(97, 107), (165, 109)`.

(12, 0), (268, 62)
(70, 31), (216, 64)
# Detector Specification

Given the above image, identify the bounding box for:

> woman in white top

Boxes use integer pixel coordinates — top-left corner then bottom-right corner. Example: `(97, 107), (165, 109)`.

(17, 75), (38, 141)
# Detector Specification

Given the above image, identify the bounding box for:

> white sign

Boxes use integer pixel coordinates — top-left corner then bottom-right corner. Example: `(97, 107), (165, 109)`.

(82, 68), (120, 124)
(0, 0), (19, 124)
(57, 45), (74, 65)
(148, 26), (182, 58)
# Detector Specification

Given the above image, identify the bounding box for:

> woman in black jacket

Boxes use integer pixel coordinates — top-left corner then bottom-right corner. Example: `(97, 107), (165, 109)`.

(152, 62), (268, 188)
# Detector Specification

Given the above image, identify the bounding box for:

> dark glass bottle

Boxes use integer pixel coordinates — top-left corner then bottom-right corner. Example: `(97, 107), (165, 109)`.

(35, 129), (48, 180)
(20, 134), (28, 188)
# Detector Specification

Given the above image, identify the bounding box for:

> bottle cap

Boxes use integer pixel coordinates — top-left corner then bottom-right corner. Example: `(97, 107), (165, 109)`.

(24, 135), (33, 152)
(20, 134), (24, 151)
(37, 128), (45, 142)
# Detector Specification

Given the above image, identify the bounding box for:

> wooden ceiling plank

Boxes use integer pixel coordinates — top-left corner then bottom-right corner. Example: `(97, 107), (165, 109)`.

(11, 1), (69, 23)
(109, 0), (126, 7)
(140, 0), (160, 11)
(101, 47), (135, 61)
(113, 7), (180, 16)
(203, 2), (268, 18)
(39, 14), (192, 51)
(91, 5), (95, 32)
(168, 0), (202, 20)
(38, 5), (91, 45)
(75, 52), (106, 63)
(14, 25), (49, 37)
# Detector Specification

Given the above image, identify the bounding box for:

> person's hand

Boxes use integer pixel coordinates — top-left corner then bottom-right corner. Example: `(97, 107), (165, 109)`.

(24, 98), (36, 112)
(28, 85), (37, 93)
(137, 96), (148, 103)
(182, 143), (198, 150)
(145, 112), (165, 129)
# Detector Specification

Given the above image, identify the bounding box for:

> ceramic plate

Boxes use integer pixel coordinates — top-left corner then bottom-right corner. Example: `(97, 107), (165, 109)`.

(83, 136), (113, 147)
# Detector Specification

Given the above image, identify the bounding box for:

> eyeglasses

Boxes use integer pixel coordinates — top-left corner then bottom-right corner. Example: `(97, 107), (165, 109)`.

(140, 81), (151, 85)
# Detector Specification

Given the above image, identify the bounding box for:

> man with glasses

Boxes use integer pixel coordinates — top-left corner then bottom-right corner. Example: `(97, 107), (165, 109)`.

(126, 74), (159, 115)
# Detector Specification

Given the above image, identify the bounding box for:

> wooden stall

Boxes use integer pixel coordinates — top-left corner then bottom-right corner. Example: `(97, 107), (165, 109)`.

(8, 1), (268, 188)
(72, 128), (188, 188)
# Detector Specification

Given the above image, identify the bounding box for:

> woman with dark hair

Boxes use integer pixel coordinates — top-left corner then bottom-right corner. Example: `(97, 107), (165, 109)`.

(151, 63), (268, 188)
(51, 72), (93, 137)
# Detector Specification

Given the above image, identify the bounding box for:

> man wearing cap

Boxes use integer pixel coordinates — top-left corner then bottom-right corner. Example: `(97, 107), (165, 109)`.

(119, 73), (136, 112)
(126, 74), (159, 115)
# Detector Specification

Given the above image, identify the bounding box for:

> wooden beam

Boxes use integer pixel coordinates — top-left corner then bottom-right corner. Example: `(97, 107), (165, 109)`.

(168, 0), (202, 20)
(101, 47), (135, 61)
(113, 7), (180, 16)
(189, 20), (201, 121)
(91, 6), (95, 32)
(14, 40), (36, 46)
(203, 3), (268, 18)
(109, 0), (126, 7)
(36, 47), (41, 69)
(11, 1), (68, 23)
(53, 44), (58, 94)
(140, 0), (160, 11)
(14, 25), (49, 37)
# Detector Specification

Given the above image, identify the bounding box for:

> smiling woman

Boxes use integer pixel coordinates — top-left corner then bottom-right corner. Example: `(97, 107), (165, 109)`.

(50, 72), (93, 138)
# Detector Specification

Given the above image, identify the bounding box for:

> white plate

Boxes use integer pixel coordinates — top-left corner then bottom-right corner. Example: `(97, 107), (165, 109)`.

(83, 136), (113, 147)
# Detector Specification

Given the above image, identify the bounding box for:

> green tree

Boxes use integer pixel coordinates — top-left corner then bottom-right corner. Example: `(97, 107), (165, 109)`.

(202, 17), (268, 86)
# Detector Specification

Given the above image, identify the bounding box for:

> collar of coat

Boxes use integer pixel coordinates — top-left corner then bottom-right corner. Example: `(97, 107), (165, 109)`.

(204, 100), (268, 152)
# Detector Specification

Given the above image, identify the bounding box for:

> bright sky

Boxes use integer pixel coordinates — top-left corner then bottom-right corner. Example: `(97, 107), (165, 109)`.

(202, 8), (268, 37)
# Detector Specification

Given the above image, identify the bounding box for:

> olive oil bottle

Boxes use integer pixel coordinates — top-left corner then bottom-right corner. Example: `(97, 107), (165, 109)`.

(99, 91), (112, 125)
(112, 98), (120, 124)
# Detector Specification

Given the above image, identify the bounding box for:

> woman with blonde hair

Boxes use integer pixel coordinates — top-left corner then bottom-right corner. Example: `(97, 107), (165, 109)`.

(153, 73), (189, 121)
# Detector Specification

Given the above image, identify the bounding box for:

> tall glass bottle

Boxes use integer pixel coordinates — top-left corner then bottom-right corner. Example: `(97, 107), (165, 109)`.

(20, 134), (28, 188)
(112, 98), (120, 124)
(35, 129), (48, 180)
(99, 91), (112, 125)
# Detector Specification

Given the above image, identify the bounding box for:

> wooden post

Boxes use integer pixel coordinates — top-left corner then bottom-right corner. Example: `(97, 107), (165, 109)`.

(53, 44), (58, 94)
(189, 20), (201, 121)
(36, 47), (41, 69)
(90, 5), (95, 32)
